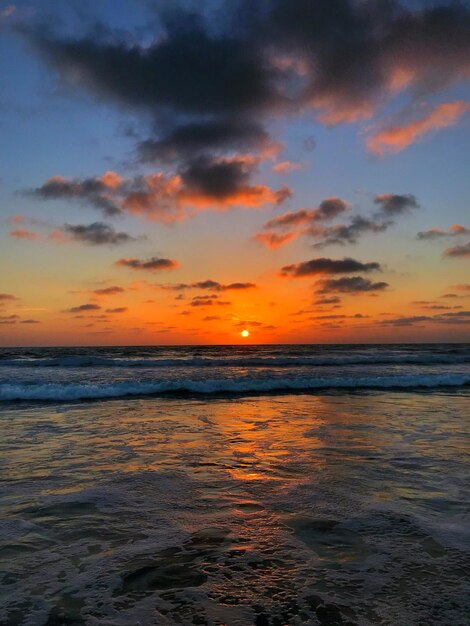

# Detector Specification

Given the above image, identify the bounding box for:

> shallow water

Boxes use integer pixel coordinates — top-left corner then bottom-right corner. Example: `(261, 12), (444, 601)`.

(1, 390), (469, 625)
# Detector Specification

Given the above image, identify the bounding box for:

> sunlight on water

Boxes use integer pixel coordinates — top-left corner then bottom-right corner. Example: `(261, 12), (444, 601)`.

(1, 391), (469, 625)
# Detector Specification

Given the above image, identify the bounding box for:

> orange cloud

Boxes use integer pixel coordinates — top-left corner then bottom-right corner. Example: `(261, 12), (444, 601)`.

(272, 161), (304, 174)
(253, 231), (299, 249)
(367, 101), (470, 155)
(9, 229), (39, 240)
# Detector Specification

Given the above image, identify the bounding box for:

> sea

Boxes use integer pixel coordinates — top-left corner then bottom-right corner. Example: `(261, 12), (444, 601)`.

(0, 343), (469, 625)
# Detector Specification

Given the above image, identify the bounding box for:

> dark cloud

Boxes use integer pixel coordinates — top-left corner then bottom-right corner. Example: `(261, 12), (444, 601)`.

(62, 222), (136, 245)
(379, 315), (431, 326)
(30, 172), (123, 216)
(309, 216), (391, 248)
(93, 286), (125, 296)
(256, 199), (396, 250)
(20, 319), (41, 324)
(280, 257), (381, 277)
(442, 242), (470, 258)
(378, 310), (470, 326)
(115, 257), (179, 271)
(374, 193), (419, 216)
(179, 155), (291, 204)
(160, 280), (256, 291)
(138, 119), (272, 163)
(314, 296), (342, 305)
(31, 160), (289, 221)
(316, 276), (389, 294)
(28, 1), (470, 135)
(105, 307), (128, 313)
(264, 198), (348, 230)
(417, 224), (470, 240)
(0, 293), (17, 302)
(0, 315), (19, 321)
(66, 303), (101, 313)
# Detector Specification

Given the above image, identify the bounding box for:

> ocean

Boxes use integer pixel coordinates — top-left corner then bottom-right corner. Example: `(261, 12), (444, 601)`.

(1, 344), (469, 625)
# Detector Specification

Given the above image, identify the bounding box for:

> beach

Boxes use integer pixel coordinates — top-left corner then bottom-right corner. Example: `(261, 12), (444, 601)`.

(0, 344), (469, 625)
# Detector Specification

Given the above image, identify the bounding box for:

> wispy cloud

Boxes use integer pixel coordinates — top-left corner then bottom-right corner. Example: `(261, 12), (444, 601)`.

(367, 101), (470, 156)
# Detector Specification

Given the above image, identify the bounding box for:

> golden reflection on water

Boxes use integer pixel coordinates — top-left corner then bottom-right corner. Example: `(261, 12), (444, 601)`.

(1, 392), (469, 625)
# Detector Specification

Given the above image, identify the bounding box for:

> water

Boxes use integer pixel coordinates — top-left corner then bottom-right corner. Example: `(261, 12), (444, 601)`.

(0, 344), (469, 625)
(0, 343), (469, 401)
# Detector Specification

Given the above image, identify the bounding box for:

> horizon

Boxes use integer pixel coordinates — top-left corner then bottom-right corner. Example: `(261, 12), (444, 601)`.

(1, 0), (469, 346)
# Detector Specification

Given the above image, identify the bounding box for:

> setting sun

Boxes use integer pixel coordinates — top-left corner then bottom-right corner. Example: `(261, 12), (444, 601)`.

(241, 330), (250, 338)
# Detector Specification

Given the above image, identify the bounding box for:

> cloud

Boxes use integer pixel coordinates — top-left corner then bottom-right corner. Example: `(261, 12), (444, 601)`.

(31, 172), (123, 216)
(21, 319), (41, 324)
(29, 1), (470, 139)
(314, 296), (342, 305)
(264, 198), (348, 231)
(253, 231), (299, 249)
(0, 293), (18, 302)
(31, 159), (290, 222)
(115, 257), (179, 271)
(443, 242), (470, 258)
(66, 303), (101, 313)
(309, 216), (391, 248)
(9, 229), (39, 240)
(105, 307), (128, 313)
(315, 276), (389, 294)
(93, 286), (125, 296)
(60, 222), (136, 245)
(272, 161), (304, 174)
(254, 196), (411, 250)
(139, 119), (275, 163)
(280, 257), (381, 277)
(177, 155), (291, 208)
(417, 224), (470, 240)
(378, 310), (470, 326)
(159, 280), (256, 291)
(374, 194), (419, 216)
(255, 197), (351, 248)
(367, 101), (470, 155)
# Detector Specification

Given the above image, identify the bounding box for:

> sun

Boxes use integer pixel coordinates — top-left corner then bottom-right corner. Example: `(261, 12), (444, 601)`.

(241, 329), (250, 338)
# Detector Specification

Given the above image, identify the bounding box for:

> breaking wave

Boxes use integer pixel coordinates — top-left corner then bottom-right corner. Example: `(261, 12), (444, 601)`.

(1, 373), (469, 402)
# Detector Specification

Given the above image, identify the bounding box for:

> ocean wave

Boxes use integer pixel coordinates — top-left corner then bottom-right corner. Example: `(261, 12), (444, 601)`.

(1, 373), (469, 402)
(0, 353), (469, 369)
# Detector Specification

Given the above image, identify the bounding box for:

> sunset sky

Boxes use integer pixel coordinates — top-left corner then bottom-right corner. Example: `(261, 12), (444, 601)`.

(1, 0), (469, 346)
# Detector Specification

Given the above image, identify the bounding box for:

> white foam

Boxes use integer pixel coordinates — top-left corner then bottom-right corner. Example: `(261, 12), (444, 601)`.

(0, 373), (469, 401)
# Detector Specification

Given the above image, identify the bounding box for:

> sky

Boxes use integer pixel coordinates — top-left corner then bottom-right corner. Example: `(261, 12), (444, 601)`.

(0, 0), (469, 346)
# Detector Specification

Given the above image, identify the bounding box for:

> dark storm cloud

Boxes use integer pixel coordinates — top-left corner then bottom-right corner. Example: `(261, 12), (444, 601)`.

(62, 222), (136, 245)
(66, 303), (101, 313)
(24, 0), (470, 163)
(115, 257), (179, 271)
(280, 257), (381, 277)
(316, 276), (389, 294)
(374, 193), (419, 216)
(442, 242), (470, 258)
